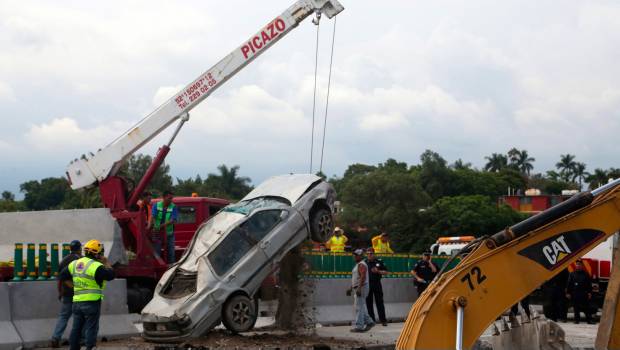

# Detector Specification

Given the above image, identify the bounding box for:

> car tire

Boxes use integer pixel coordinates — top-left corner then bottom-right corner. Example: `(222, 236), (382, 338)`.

(310, 207), (334, 242)
(222, 294), (258, 333)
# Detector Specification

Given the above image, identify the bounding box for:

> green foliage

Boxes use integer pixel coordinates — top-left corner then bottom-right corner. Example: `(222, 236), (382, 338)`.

(174, 165), (252, 200)
(117, 154), (173, 195)
(425, 195), (526, 238)
(20, 178), (69, 210)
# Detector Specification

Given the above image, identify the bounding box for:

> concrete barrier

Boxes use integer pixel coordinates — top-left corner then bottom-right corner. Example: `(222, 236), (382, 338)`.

(0, 283), (21, 350)
(0, 208), (127, 266)
(306, 278), (417, 325)
(6, 279), (138, 348)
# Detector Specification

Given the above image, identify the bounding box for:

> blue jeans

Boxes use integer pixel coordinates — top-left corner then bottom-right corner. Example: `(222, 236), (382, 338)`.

(70, 301), (101, 350)
(52, 296), (73, 341)
(353, 284), (374, 330)
(153, 233), (175, 263)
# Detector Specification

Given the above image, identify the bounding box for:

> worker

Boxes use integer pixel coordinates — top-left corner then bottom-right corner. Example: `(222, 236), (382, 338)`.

(148, 190), (178, 263)
(347, 249), (374, 332)
(371, 232), (394, 254)
(365, 248), (389, 326)
(325, 227), (348, 253)
(59, 239), (115, 350)
(411, 251), (437, 296)
(566, 259), (594, 324)
(137, 191), (153, 223)
(50, 240), (82, 348)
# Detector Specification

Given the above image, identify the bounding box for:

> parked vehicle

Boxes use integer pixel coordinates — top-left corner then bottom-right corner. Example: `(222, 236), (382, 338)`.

(430, 236), (475, 256)
(142, 174), (336, 341)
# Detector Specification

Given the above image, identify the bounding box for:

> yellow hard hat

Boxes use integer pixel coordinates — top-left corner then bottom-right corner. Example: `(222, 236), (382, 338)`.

(83, 239), (103, 255)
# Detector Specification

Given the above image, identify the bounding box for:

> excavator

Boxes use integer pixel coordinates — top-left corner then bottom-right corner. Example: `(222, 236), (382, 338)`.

(397, 178), (620, 349)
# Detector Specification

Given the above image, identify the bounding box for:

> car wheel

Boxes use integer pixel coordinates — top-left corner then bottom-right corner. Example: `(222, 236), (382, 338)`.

(222, 294), (258, 333)
(310, 207), (333, 242)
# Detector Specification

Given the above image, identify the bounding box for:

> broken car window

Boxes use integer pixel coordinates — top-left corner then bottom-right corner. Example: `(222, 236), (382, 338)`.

(208, 209), (285, 276)
(223, 197), (289, 215)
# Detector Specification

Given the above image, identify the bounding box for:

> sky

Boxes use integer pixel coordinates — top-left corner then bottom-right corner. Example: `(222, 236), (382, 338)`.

(1, 0), (619, 196)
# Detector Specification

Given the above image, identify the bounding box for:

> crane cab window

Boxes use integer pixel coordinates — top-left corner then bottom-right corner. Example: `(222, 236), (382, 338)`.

(177, 206), (196, 224)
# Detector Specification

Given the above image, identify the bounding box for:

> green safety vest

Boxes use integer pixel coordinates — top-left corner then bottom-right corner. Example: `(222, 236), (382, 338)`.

(154, 201), (176, 236)
(68, 257), (105, 302)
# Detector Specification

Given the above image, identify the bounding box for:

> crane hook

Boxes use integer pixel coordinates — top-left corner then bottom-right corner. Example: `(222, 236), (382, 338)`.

(312, 10), (322, 25)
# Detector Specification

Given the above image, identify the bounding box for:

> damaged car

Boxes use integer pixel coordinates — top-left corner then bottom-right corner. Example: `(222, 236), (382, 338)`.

(141, 174), (336, 341)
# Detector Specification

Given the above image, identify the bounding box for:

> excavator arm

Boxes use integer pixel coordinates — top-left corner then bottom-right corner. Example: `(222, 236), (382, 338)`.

(397, 179), (620, 349)
(66, 0), (344, 190)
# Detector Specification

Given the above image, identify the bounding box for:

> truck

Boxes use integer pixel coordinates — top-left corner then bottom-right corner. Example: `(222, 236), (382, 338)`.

(2, 0), (344, 313)
(430, 236), (475, 256)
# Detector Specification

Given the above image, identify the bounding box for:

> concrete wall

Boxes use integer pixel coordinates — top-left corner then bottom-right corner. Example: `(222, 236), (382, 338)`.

(305, 278), (418, 325)
(0, 283), (21, 350)
(0, 208), (127, 266)
(0, 279), (138, 348)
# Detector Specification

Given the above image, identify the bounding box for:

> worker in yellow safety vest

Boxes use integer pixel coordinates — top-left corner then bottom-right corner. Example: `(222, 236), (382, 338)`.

(59, 239), (115, 350)
(326, 227), (348, 253)
(371, 232), (394, 254)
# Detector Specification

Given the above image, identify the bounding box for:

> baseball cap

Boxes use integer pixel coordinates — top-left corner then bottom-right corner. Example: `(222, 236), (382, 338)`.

(69, 240), (81, 252)
(353, 249), (364, 256)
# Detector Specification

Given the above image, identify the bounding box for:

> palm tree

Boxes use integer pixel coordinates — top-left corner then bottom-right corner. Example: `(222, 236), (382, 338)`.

(516, 150), (535, 176)
(484, 153), (508, 172)
(572, 162), (588, 190)
(207, 165), (252, 199)
(586, 168), (608, 189)
(451, 159), (472, 170)
(546, 170), (561, 181)
(507, 148), (520, 164)
(556, 154), (577, 182)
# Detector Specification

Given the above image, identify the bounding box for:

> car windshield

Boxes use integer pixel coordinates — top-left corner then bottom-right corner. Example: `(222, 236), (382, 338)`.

(223, 197), (290, 215)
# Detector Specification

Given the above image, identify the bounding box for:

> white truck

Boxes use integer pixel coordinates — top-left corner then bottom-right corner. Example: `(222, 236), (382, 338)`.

(430, 236), (475, 256)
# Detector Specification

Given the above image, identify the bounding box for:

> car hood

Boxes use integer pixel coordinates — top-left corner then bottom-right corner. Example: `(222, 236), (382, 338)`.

(242, 174), (322, 204)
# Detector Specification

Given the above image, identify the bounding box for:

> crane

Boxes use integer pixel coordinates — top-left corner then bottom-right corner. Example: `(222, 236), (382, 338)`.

(60, 0), (344, 313)
(397, 178), (620, 349)
(65, 0), (343, 211)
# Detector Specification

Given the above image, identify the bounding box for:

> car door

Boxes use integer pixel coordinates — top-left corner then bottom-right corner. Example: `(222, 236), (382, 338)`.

(257, 208), (307, 260)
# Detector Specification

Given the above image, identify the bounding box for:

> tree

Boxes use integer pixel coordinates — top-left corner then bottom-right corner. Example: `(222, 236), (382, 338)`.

(572, 162), (588, 190)
(20, 178), (69, 210)
(515, 150), (535, 175)
(174, 175), (204, 196)
(1, 191), (14, 201)
(418, 150), (451, 200)
(484, 153), (508, 172)
(425, 195), (525, 239)
(451, 159), (472, 170)
(586, 168), (609, 189)
(556, 154), (577, 182)
(118, 154), (173, 195)
(204, 165), (252, 200)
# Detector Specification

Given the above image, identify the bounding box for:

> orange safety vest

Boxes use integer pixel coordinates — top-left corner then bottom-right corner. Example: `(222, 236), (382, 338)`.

(372, 235), (394, 254)
(327, 235), (347, 253)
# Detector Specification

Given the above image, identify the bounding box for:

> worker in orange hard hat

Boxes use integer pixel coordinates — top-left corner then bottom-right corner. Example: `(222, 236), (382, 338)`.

(59, 239), (115, 350)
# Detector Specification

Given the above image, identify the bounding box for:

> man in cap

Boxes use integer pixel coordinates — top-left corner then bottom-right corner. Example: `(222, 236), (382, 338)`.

(371, 232), (394, 254)
(347, 249), (375, 332)
(59, 239), (115, 350)
(325, 227), (348, 253)
(365, 248), (389, 326)
(411, 251), (438, 295)
(50, 240), (82, 347)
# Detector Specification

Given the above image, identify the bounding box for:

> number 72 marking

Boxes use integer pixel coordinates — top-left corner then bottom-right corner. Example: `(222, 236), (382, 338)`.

(460, 266), (487, 291)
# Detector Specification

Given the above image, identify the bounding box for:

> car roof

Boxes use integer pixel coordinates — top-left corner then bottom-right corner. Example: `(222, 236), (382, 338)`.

(242, 174), (322, 204)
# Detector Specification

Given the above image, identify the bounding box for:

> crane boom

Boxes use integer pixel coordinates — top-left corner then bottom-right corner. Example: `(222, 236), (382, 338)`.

(66, 0), (344, 190)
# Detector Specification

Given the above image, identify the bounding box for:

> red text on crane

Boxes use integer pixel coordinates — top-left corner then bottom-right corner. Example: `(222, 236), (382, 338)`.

(241, 18), (287, 59)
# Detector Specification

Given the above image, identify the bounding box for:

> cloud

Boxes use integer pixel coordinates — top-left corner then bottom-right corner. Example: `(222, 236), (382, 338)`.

(0, 81), (16, 102)
(24, 117), (131, 154)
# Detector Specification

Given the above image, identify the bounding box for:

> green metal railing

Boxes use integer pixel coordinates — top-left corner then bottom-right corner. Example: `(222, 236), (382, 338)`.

(302, 252), (460, 278)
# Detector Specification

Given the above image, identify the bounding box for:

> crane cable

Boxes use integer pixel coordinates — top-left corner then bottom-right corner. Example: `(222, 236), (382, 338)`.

(319, 16), (337, 174)
(309, 17), (320, 173)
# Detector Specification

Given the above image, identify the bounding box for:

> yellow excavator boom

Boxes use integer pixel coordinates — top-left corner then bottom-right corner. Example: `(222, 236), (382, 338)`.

(397, 179), (620, 349)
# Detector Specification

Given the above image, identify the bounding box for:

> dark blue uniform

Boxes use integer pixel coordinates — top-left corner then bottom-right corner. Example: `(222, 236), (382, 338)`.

(365, 257), (388, 324)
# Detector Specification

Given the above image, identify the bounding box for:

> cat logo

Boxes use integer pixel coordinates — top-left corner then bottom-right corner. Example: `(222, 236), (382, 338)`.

(518, 229), (604, 270)
(542, 236), (571, 265)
